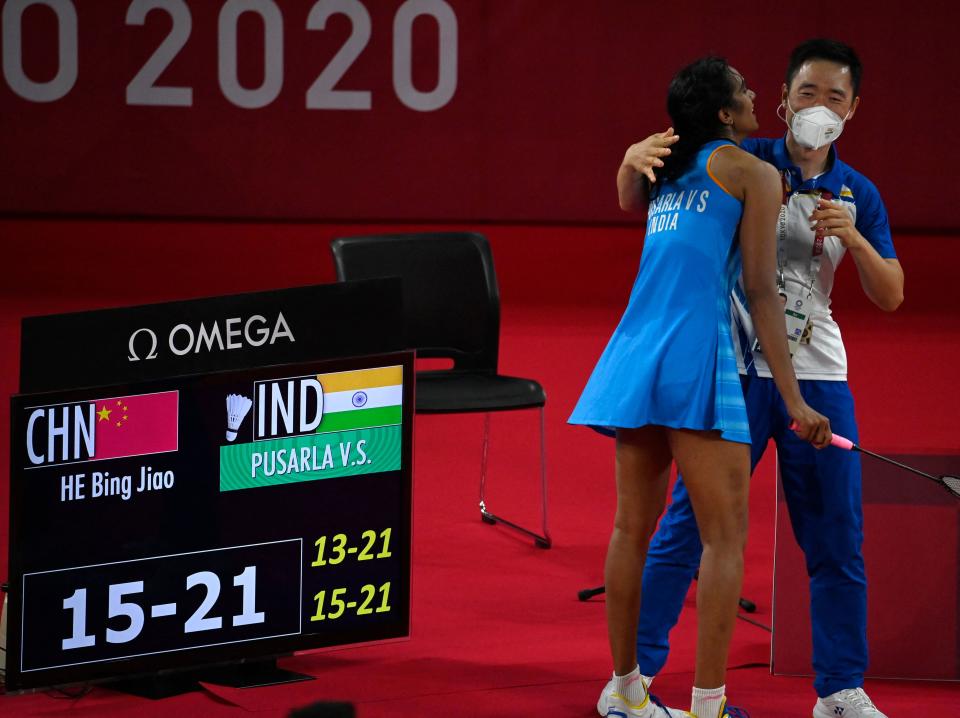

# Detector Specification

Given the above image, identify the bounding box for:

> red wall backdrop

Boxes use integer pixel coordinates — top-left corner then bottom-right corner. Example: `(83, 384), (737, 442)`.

(1, 0), (958, 228)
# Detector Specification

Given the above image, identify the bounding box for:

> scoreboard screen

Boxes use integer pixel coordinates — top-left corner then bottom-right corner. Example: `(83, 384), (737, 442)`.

(5, 351), (413, 692)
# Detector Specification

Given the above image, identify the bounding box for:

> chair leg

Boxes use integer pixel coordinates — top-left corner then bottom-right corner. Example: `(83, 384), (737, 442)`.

(479, 412), (492, 521)
(477, 408), (552, 548)
(538, 405), (550, 546)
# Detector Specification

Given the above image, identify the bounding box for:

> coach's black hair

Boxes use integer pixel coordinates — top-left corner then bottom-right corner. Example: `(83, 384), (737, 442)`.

(785, 38), (862, 97)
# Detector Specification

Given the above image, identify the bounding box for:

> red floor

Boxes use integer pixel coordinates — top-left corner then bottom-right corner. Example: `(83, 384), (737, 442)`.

(1, 223), (958, 716)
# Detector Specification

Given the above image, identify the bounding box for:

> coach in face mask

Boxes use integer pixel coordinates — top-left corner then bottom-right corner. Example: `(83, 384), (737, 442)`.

(780, 80), (857, 151)
(603, 38), (904, 718)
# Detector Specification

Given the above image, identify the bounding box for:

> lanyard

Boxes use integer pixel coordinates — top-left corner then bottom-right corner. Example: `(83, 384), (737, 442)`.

(776, 171), (830, 299)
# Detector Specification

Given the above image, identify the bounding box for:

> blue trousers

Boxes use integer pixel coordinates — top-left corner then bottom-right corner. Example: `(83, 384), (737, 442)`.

(636, 375), (866, 697)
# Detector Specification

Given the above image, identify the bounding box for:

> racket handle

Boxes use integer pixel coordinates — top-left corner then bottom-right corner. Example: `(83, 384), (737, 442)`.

(830, 433), (854, 450)
(789, 421), (854, 450)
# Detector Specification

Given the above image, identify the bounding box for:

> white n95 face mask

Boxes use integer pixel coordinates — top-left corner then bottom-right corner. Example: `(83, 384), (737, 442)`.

(783, 100), (849, 149)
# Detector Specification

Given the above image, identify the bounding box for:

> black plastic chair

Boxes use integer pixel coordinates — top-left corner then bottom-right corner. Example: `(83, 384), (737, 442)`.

(330, 232), (551, 548)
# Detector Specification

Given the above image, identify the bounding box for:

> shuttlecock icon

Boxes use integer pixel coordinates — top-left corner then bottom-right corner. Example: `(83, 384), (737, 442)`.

(225, 393), (253, 442)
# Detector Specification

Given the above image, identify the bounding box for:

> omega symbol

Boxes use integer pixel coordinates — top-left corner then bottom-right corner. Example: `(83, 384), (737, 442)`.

(128, 328), (159, 362)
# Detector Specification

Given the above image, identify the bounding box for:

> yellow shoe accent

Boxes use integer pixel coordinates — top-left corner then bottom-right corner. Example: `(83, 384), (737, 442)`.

(608, 690), (651, 717)
(610, 690), (649, 711)
(689, 694), (729, 718)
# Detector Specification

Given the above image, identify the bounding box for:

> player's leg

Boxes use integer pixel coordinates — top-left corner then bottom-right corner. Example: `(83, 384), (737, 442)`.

(634, 476), (702, 677)
(601, 425), (678, 717)
(606, 425), (673, 675)
(634, 373), (772, 679)
(667, 428), (750, 716)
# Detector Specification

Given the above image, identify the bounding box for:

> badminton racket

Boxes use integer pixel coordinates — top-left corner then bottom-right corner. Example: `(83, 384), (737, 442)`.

(791, 422), (960, 499)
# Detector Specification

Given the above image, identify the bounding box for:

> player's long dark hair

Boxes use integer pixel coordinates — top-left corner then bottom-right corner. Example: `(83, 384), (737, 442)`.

(651, 56), (738, 197)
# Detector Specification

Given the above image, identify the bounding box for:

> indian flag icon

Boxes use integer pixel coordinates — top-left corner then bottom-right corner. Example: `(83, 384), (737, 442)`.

(315, 365), (403, 433)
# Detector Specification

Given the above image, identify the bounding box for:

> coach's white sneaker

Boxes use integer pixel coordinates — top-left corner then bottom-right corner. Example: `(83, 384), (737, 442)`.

(813, 688), (888, 718)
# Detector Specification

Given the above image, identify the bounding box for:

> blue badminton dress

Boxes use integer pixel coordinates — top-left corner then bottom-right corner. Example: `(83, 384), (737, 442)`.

(569, 140), (750, 444)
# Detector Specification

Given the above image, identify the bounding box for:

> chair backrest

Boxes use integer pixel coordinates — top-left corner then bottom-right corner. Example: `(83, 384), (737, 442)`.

(330, 232), (500, 373)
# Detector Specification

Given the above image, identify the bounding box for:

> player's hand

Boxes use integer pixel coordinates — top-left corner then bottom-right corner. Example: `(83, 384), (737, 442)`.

(788, 405), (832, 449)
(810, 198), (864, 249)
(622, 127), (680, 184)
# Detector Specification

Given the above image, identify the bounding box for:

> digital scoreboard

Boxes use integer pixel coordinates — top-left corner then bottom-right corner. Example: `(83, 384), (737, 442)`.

(5, 351), (413, 692)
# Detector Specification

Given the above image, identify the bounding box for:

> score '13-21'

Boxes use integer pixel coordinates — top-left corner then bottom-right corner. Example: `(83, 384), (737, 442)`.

(311, 528), (392, 567)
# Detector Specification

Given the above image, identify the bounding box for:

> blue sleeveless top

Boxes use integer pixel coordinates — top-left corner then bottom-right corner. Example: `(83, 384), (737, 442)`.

(569, 139), (750, 444)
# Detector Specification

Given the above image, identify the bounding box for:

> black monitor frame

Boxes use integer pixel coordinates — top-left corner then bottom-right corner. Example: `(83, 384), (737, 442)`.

(5, 281), (412, 694)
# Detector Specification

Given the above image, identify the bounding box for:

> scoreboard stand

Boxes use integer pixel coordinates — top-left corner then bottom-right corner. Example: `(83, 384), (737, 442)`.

(109, 657), (313, 699)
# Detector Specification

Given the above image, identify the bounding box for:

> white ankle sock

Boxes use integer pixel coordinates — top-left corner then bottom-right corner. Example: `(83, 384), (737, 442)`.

(613, 665), (647, 705)
(691, 685), (725, 718)
(611, 669), (654, 689)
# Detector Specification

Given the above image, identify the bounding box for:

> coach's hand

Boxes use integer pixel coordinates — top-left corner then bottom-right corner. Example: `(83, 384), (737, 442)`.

(622, 127), (680, 184)
(810, 198), (863, 249)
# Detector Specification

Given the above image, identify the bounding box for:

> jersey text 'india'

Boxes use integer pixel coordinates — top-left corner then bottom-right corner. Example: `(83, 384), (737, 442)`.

(646, 190), (710, 236)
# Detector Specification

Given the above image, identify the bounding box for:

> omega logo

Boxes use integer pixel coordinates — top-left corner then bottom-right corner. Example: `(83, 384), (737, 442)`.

(128, 328), (159, 361)
(127, 313), (295, 362)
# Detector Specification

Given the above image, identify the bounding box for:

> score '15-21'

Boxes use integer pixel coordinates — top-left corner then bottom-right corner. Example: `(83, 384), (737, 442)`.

(62, 565), (264, 650)
(311, 582), (391, 622)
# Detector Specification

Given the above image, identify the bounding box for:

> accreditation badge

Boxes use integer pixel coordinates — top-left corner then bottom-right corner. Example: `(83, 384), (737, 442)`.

(781, 287), (811, 356)
(751, 287), (811, 358)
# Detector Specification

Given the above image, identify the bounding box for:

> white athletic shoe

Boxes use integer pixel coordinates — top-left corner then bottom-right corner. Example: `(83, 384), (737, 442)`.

(603, 692), (691, 718)
(597, 678), (613, 716)
(597, 678), (690, 717)
(813, 688), (888, 718)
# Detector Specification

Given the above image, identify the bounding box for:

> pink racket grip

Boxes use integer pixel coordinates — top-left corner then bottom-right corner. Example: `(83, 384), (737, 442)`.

(789, 421), (853, 450)
(830, 433), (854, 450)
